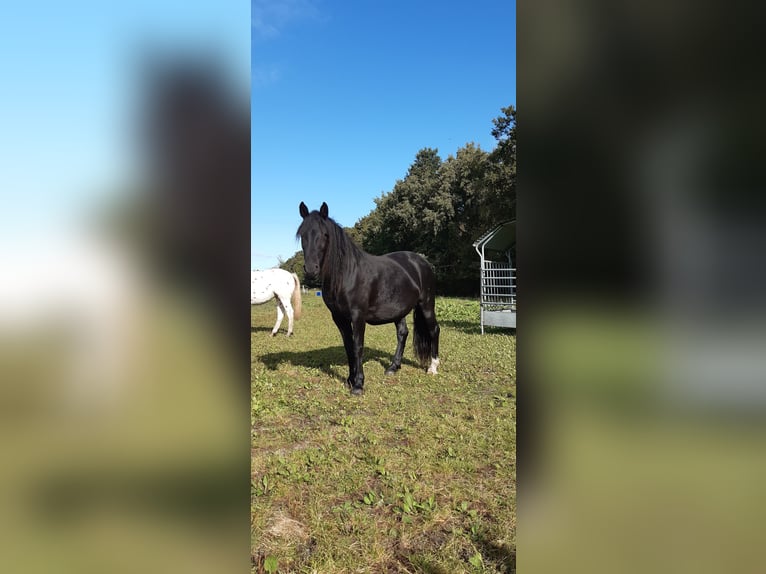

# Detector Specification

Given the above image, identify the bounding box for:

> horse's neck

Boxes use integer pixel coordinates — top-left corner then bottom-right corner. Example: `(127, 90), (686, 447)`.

(321, 266), (342, 296)
(322, 238), (362, 295)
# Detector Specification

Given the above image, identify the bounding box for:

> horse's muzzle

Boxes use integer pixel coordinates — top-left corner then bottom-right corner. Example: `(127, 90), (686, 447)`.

(303, 264), (319, 281)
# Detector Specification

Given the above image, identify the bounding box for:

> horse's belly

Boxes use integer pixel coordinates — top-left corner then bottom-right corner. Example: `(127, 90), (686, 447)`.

(251, 272), (293, 305)
(251, 293), (274, 305)
(366, 302), (415, 325)
(367, 315), (394, 326)
(250, 285), (275, 305)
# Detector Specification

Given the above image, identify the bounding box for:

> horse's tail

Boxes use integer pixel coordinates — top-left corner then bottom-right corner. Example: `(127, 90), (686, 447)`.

(291, 272), (302, 320)
(413, 304), (432, 368)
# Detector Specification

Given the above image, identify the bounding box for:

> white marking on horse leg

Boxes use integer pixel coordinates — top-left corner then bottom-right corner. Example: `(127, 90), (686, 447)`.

(427, 357), (440, 375)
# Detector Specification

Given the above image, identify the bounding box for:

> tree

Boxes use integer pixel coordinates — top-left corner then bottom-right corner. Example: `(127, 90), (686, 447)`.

(361, 148), (443, 255)
(487, 105), (516, 223)
(491, 105), (516, 164)
(431, 143), (493, 293)
(284, 106), (516, 296)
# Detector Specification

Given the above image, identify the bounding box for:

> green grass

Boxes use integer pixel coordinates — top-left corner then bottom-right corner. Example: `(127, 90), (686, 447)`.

(251, 295), (516, 573)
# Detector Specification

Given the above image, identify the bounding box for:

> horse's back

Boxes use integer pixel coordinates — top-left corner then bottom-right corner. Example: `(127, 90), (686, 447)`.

(382, 251), (435, 290)
(251, 268), (293, 284)
(251, 268), (294, 305)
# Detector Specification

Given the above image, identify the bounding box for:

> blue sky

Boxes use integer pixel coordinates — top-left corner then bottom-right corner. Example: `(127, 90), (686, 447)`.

(0, 1), (249, 240)
(252, 0), (516, 269)
(0, 2), (513, 270)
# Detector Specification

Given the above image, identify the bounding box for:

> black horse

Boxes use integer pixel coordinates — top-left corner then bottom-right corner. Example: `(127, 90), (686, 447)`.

(297, 202), (441, 395)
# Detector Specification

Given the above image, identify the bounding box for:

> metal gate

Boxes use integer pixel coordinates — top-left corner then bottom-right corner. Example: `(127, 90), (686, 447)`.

(473, 222), (516, 333)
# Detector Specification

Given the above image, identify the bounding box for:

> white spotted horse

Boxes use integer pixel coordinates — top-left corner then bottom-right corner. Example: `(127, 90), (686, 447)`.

(251, 268), (302, 336)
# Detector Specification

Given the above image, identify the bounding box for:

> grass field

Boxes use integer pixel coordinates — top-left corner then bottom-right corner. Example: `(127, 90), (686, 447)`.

(251, 294), (516, 573)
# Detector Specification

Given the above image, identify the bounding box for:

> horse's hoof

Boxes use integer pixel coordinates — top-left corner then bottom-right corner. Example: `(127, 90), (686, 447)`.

(270, 332), (276, 337)
(384, 368), (398, 376)
(350, 386), (364, 396)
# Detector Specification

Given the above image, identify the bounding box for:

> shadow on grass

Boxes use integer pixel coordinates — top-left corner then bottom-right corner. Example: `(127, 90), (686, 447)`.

(250, 325), (297, 336)
(250, 326), (273, 334)
(401, 556), (450, 574)
(258, 345), (421, 382)
(474, 533), (516, 572)
(440, 319), (516, 336)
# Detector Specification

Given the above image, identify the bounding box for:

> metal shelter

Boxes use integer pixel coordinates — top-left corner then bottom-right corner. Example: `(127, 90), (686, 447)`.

(473, 221), (516, 333)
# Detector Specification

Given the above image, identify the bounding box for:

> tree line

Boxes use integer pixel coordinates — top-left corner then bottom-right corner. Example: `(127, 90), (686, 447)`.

(281, 105), (516, 296)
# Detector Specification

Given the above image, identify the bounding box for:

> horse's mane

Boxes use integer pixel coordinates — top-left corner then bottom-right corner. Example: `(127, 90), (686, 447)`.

(297, 214), (365, 297)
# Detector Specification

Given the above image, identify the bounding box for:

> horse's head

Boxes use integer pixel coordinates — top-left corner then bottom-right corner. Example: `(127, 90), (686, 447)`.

(297, 201), (330, 280)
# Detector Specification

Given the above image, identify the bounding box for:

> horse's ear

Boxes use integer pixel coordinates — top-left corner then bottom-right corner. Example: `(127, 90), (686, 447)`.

(319, 202), (328, 219)
(299, 202), (309, 218)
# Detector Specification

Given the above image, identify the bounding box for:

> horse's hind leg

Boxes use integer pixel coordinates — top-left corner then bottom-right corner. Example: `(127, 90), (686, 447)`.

(385, 317), (408, 375)
(284, 299), (294, 336)
(271, 301), (285, 336)
(422, 302), (441, 375)
(275, 292), (295, 336)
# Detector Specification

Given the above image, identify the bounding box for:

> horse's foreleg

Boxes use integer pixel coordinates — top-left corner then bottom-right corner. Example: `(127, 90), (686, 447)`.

(331, 312), (355, 387)
(350, 317), (366, 395)
(271, 301), (285, 336)
(385, 317), (409, 375)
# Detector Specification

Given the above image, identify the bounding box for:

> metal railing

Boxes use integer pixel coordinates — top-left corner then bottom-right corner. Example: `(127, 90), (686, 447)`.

(480, 264), (516, 310)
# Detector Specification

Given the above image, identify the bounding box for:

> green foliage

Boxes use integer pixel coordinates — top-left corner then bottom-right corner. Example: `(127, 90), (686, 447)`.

(490, 105), (516, 167)
(393, 486), (437, 517)
(263, 555), (278, 573)
(253, 474), (273, 497)
(436, 298), (481, 323)
(486, 105), (516, 257)
(360, 107), (516, 295)
(469, 551), (484, 570)
(362, 490), (381, 506)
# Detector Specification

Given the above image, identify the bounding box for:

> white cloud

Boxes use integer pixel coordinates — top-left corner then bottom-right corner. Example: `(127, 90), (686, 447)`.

(252, 65), (282, 87)
(252, 0), (322, 41)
